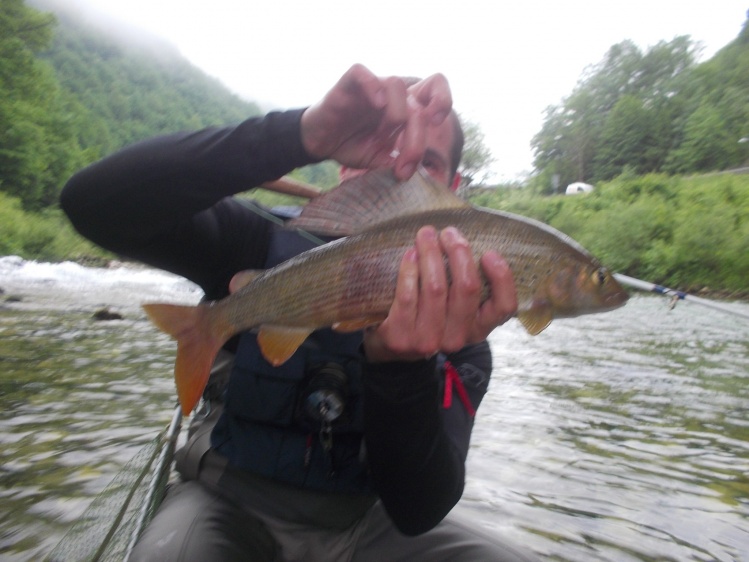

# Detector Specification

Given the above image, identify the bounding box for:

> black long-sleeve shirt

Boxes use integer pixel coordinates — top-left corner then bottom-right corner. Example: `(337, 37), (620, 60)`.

(60, 109), (492, 535)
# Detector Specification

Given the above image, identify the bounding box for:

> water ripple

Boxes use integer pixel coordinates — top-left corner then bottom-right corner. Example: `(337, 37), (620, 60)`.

(464, 296), (749, 560)
(1, 263), (748, 560)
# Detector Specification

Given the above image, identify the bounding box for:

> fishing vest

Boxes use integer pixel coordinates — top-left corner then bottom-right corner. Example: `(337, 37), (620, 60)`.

(211, 227), (373, 494)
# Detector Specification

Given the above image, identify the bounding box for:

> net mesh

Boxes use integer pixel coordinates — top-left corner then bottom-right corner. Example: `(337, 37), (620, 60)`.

(47, 418), (177, 562)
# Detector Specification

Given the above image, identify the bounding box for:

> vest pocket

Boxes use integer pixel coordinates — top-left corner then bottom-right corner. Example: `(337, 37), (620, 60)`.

(225, 330), (366, 430)
(226, 333), (306, 427)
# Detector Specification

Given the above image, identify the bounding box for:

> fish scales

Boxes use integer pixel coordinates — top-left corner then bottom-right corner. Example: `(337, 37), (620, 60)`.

(210, 206), (606, 334)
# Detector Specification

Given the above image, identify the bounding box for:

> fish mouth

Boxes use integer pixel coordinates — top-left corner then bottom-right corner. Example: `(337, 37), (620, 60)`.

(603, 290), (630, 309)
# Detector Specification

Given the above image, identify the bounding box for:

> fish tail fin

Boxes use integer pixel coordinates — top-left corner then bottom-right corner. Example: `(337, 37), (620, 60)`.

(143, 303), (228, 415)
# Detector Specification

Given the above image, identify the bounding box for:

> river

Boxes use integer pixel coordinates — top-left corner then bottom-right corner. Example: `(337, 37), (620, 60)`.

(1, 256), (747, 561)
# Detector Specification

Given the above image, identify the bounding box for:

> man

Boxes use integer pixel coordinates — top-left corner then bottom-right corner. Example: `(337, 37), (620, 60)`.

(61, 64), (536, 561)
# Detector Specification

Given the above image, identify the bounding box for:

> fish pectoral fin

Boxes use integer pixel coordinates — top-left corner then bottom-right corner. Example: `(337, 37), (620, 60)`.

(332, 315), (387, 333)
(229, 270), (264, 294)
(518, 304), (554, 335)
(257, 325), (313, 366)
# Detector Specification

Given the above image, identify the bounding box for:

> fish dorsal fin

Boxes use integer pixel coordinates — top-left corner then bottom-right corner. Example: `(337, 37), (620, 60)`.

(288, 168), (468, 236)
(257, 325), (313, 366)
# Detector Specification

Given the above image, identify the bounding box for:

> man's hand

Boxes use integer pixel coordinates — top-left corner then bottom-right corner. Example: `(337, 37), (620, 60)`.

(363, 226), (517, 363)
(300, 64), (453, 181)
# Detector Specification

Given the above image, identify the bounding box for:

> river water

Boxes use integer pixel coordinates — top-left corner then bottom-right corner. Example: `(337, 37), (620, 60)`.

(1, 256), (747, 561)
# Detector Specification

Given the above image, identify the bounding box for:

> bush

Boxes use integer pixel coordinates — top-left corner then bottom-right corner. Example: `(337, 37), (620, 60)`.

(470, 172), (749, 294)
(0, 191), (108, 262)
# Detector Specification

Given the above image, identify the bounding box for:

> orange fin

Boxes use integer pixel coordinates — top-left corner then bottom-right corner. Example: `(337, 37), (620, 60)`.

(143, 303), (228, 415)
(518, 304), (553, 335)
(257, 325), (314, 366)
(332, 316), (387, 333)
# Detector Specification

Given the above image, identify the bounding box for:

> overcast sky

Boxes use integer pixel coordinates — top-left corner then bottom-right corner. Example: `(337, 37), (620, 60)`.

(67, 1), (747, 182)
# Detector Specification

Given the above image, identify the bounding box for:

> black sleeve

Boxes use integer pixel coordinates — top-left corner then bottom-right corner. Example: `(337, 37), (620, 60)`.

(362, 340), (492, 535)
(60, 109), (315, 297)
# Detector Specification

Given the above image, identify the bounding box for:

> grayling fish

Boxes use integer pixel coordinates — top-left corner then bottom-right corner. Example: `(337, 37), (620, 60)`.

(144, 169), (628, 413)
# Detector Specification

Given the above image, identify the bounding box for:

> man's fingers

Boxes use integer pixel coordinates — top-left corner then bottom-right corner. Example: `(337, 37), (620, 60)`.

(473, 252), (517, 338)
(392, 95), (428, 180)
(407, 73), (452, 126)
(362, 247), (420, 362)
(391, 247), (419, 323)
(413, 226), (448, 354)
(300, 65), (454, 177)
(439, 227), (482, 350)
(345, 64), (387, 108)
(368, 77), (410, 171)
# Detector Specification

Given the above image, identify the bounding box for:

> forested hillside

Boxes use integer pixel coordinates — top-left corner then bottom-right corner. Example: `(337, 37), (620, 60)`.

(531, 14), (749, 193)
(2, 0), (336, 211)
(35, 0), (262, 156)
(0, 0), (336, 260)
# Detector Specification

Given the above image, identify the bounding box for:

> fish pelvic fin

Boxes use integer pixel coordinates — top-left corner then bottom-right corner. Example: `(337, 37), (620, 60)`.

(143, 303), (229, 415)
(518, 304), (554, 336)
(257, 325), (314, 366)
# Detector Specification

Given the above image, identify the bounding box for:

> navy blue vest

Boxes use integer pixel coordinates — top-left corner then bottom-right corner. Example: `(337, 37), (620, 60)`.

(211, 228), (372, 493)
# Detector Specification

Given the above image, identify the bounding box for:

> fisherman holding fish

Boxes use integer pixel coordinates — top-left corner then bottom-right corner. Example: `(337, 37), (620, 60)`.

(61, 64), (544, 560)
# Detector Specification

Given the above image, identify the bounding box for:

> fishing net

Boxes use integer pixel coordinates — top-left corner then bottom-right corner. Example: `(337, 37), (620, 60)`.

(47, 408), (181, 562)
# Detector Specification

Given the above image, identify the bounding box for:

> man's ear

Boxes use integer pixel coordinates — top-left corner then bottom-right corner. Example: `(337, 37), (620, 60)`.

(450, 172), (461, 192)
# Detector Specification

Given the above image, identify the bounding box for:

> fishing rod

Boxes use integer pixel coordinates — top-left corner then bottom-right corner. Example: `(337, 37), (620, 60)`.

(261, 176), (322, 199)
(614, 273), (749, 321)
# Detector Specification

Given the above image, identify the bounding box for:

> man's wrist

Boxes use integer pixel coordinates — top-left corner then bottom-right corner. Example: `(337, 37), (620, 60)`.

(299, 105), (333, 162)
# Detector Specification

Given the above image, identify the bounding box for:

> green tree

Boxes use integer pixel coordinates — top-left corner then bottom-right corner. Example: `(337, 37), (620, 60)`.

(532, 37), (699, 185)
(669, 14), (749, 169)
(0, 0), (84, 209)
(457, 118), (494, 189)
(665, 103), (737, 173)
(531, 88), (600, 192)
(592, 95), (656, 179)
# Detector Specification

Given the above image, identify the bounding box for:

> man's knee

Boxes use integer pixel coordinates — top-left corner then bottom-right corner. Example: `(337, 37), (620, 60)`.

(129, 481), (278, 562)
(438, 513), (539, 562)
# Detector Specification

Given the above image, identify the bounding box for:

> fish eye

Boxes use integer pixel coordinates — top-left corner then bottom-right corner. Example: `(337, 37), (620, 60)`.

(595, 267), (609, 285)
(592, 267), (608, 286)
